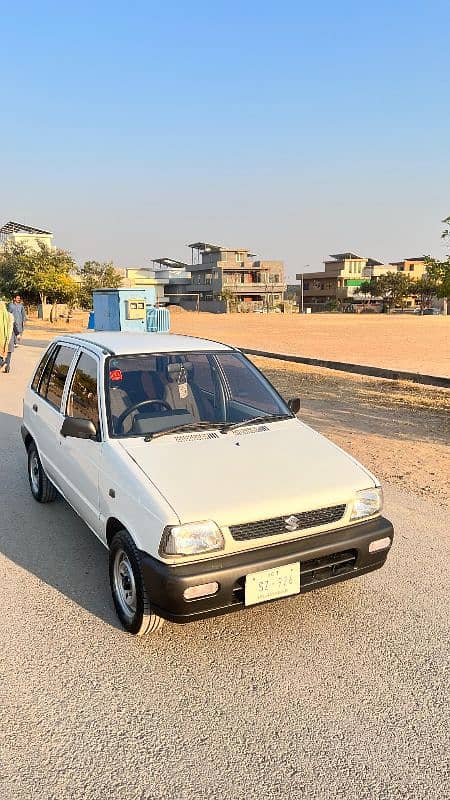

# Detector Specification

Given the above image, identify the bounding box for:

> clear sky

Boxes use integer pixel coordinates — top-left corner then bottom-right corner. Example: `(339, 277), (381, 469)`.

(1, 0), (449, 279)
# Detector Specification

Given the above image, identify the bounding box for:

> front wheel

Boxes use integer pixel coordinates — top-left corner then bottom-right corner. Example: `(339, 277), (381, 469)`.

(27, 442), (57, 503)
(109, 529), (164, 635)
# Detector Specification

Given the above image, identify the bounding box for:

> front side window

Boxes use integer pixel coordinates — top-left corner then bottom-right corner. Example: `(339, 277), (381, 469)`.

(106, 351), (290, 437)
(66, 352), (100, 433)
(31, 345), (56, 392)
(38, 345), (76, 410)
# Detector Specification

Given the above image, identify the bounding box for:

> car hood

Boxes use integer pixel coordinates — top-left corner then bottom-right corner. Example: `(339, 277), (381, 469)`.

(119, 419), (377, 528)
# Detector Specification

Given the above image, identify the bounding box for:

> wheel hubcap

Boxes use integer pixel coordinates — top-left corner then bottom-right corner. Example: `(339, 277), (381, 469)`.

(113, 550), (137, 620)
(30, 454), (40, 494)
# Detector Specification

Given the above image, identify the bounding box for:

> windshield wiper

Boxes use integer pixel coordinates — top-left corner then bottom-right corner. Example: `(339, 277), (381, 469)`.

(144, 414), (292, 441)
(144, 422), (226, 442)
(222, 413), (292, 433)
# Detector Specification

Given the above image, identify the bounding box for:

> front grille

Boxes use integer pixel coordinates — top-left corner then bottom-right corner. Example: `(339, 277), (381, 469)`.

(230, 504), (346, 541)
(300, 549), (357, 587)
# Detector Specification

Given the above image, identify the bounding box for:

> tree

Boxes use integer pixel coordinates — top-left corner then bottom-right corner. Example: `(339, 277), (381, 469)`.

(359, 272), (412, 311)
(425, 259), (450, 297)
(413, 275), (440, 312)
(359, 280), (373, 305)
(441, 215), (450, 241)
(423, 214), (450, 314)
(76, 260), (123, 309)
(0, 242), (77, 307)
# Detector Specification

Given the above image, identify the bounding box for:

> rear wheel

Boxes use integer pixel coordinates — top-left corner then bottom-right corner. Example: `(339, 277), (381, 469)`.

(27, 442), (57, 503)
(109, 529), (164, 635)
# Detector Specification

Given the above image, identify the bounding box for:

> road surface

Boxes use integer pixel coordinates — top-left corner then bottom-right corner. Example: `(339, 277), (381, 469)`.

(0, 337), (448, 799)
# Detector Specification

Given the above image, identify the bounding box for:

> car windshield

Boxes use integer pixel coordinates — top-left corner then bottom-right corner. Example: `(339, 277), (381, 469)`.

(106, 351), (291, 438)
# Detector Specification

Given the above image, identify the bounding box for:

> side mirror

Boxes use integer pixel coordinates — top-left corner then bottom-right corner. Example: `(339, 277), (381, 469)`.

(288, 397), (301, 415)
(60, 417), (97, 440)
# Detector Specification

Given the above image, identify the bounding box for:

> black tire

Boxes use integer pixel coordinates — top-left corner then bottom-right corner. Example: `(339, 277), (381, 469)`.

(27, 442), (57, 503)
(109, 529), (164, 635)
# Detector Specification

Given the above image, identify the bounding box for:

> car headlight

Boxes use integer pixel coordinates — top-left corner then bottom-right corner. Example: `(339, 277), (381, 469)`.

(160, 521), (225, 556)
(350, 487), (383, 521)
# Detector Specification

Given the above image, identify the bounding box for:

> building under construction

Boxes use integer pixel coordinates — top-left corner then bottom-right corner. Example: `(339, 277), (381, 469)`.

(152, 242), (285, 309)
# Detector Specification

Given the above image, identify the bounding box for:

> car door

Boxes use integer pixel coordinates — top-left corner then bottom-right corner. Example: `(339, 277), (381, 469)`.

(31, 343), (79, 487)
(59, 349), (102, 536)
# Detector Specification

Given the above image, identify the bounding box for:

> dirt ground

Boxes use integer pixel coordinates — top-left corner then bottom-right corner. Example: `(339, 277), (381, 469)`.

(167, 310), (450, 378)
(18, 319), (450, 507)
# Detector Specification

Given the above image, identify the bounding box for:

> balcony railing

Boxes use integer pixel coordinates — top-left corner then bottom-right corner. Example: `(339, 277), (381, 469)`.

(222, 282), (286, 291)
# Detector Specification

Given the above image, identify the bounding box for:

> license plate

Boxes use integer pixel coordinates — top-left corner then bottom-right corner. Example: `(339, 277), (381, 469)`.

(245, 562), (300, 607)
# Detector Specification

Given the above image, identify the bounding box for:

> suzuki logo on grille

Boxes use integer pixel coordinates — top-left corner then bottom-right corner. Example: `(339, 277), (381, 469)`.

(285, 515), (301, 531)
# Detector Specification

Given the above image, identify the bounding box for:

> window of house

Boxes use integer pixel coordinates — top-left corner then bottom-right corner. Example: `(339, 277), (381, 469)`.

(66, 352), (100, 433)
(398, 265), (404, 271)
(212, 271), (219, 280)
(205, 273), (212, 284)
(39, 345), (76, 410)
(303, 280), (310, 290)
(409, 265), (414, 271)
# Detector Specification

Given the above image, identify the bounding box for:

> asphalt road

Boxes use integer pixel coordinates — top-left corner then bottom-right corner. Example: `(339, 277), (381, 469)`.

(1, 337), (449, 800)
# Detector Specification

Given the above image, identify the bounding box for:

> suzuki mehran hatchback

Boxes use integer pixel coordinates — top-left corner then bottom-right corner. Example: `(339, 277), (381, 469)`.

(22, 332), (393, 635)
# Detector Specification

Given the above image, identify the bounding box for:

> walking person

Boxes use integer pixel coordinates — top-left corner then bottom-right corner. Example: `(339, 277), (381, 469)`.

(0, 300), (15, 374)
(8, 294), (27, 344)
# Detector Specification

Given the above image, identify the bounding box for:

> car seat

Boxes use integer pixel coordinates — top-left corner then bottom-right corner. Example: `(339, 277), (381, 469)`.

(163, 362), (207, 420)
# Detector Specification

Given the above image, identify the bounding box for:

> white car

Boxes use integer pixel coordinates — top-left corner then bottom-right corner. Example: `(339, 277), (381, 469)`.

(22, 332), (393, 635)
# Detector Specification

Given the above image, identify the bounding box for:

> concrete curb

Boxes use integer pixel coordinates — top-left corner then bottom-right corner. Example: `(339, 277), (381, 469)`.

(241, 348), (450, 389)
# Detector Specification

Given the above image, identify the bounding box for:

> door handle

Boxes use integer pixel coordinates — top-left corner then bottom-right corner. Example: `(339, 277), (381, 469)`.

(32, 404), (38, 413)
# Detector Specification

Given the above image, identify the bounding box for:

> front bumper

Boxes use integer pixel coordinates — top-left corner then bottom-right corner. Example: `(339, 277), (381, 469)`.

(140, 516), (394, 623)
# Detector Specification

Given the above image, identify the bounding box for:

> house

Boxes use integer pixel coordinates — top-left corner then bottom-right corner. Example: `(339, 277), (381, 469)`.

(0, 220), (54, 251)
(389, 258), (427, 279)
(293, 253), (430, 311)
(186, 242), (285, 308)
(295, 253), (381, 308)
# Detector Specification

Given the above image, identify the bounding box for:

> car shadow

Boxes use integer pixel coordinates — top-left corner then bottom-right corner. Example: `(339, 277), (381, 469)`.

(0, 410), (120, 630)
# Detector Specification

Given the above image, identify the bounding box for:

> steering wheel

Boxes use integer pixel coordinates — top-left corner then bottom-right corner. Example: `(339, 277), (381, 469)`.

(116, 399), (172, 432)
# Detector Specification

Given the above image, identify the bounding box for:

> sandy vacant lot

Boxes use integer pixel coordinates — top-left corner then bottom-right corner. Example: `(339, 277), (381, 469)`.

(168, 311), (450, 378)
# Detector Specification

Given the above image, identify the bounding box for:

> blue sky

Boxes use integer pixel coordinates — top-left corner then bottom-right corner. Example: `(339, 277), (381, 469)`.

(1, 0), (449, 278)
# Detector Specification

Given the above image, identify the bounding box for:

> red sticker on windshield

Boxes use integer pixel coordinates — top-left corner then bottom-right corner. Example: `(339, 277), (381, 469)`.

(110, 369), (123, 381)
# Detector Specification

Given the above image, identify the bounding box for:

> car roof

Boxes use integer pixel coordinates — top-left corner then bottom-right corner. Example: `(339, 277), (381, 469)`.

(57, 331), (233, 355)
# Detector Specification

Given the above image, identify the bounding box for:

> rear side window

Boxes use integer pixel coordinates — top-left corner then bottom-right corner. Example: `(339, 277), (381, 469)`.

(31, 345), (56, 392)
(38, 345), (76, 410)
(66, 352), (100, 433)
